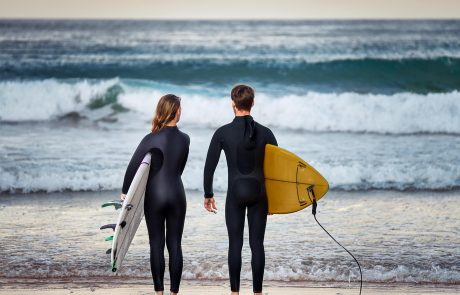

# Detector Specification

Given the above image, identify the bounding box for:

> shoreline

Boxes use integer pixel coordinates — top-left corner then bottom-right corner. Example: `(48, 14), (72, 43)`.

(2, 277), (459, 289)
(2, 187), (460, 196)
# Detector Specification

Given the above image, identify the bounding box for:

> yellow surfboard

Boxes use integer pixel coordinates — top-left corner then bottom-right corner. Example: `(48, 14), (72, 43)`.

(264, 144), (329, 214)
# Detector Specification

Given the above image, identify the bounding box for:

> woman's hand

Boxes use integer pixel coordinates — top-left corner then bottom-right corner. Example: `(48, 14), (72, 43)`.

(120, 193), (127, 201)
(204, 197), (217, 213)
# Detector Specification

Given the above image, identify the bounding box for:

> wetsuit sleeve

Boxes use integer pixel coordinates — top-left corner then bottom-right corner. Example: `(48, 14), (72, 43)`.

(122, 134), (151, 194)
(180, 135), (190, 175)
(266, 128), (278, 146)
(203, 129), (222, 198)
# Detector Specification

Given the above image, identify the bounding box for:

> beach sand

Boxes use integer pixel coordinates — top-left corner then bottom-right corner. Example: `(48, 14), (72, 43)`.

(1, 283), (459, 295)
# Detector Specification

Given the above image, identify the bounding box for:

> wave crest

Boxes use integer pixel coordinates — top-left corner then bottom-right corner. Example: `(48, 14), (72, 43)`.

(0, 79), (124, 122)
(2, 79), (460, 135)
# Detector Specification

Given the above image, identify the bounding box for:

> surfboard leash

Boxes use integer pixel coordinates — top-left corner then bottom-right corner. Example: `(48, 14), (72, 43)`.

(307, 186), (363, 295)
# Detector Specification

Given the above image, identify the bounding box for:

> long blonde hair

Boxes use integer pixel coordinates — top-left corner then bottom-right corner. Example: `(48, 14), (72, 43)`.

(151, 94), (181, 132)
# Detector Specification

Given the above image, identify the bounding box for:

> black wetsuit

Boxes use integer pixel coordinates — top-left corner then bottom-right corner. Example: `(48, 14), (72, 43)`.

(203, 115), (277, 293)
(122, 126), (189, 293)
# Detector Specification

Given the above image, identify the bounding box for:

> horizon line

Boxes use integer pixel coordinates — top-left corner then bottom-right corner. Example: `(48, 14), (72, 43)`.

(1, 17), (460, 21)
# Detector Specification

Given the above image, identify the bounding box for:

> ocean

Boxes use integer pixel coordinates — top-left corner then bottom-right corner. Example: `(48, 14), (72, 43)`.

(0, 20), (459, 288)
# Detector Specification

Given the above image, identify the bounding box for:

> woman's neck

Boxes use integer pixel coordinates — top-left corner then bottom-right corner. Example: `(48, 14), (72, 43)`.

(166, 121), (177, 126)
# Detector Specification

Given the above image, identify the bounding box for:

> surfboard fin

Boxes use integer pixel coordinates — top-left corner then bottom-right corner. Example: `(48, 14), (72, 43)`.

(112, 259), (117, 272)
(307, 185), (317, 216)
(99, 224), (116, 231)
(101, 200), (123, 210)
(125, 204), (133, 211)
(120, 221), (127, 228)
(106, 248), (112, 254)
(105, 235), (113, 241)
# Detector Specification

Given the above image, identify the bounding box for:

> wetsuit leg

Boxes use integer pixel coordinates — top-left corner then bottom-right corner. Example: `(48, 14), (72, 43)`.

(145, 209), (166, 291)
(165, 201), (186, 293)
(247, 198), (268, 293)
(225, 198), (246, 292)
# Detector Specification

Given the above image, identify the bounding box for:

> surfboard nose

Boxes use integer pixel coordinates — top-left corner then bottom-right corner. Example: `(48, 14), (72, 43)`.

(295, 163), (329, 207)
(264, 144), (329, 214)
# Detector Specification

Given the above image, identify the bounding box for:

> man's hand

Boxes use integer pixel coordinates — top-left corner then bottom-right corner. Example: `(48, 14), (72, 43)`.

(204, 197), (217, 213)
(120, 193), (127, 201)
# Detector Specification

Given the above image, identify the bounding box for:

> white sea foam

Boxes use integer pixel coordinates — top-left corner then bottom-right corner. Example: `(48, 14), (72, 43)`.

(114, 82), (460, 135)
(1, 153), (458, 193)
(117, 85), (460, 134)
(1, 79), (459, 134)
(0, 166), (121, 193)
(316, 162), (460, 191)
(0, 79), (120, 122)
(4, 262), (459, 284)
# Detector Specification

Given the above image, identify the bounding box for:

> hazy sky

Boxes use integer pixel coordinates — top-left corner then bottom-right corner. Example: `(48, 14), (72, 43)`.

(1, 0), (459, 19)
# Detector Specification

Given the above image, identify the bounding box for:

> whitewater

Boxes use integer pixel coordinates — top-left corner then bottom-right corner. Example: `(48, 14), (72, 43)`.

(1, 78), (460, 134)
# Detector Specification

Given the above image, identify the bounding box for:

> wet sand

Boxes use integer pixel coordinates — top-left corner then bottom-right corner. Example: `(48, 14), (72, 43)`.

(0, 283), (459, 295)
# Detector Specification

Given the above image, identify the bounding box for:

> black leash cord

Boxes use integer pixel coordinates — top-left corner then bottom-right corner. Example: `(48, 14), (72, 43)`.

(308, 186), (363, 295)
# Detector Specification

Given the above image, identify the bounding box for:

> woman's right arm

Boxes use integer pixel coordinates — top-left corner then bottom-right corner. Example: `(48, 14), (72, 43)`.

(121, 134), (152, 196)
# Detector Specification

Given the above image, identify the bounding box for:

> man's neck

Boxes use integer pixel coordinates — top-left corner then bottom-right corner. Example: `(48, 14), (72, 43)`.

(235, 111), (251, 116)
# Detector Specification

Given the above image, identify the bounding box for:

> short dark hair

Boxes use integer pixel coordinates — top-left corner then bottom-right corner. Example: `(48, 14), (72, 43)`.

(231, 84), (254, 111)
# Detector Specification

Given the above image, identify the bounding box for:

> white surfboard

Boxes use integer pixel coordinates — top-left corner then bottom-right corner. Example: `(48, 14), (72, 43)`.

(110, 153), (151, 273)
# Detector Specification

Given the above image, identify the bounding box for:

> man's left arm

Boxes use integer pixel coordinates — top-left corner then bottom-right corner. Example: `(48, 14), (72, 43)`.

(266, 128), (278, 146)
